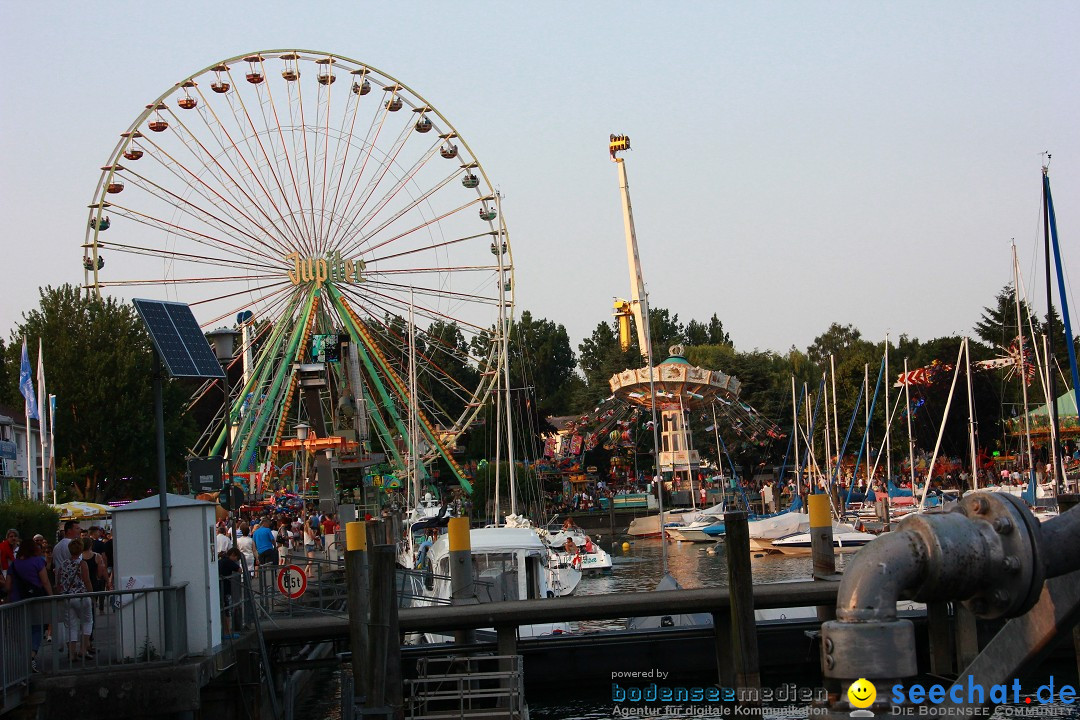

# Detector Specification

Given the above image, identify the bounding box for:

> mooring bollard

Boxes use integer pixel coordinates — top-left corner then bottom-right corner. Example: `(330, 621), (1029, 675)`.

(723, 510), (760, 691)
(367, 544), (404, 719)
(345, 521), (370, 703)
(448, 517), (478, 645)
(809, 493), (836, 621)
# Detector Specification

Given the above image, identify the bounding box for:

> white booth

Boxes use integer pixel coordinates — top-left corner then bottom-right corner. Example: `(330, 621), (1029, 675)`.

(111, 494), (221, 657)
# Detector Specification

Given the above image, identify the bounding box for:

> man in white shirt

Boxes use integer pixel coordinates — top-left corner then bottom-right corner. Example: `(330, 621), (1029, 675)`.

(215, 525), (232, 557)
(53, 520), (81, 573)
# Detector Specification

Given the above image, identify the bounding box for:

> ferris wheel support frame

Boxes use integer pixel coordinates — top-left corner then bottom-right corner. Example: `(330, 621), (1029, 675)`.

(329, 286), (472, 492)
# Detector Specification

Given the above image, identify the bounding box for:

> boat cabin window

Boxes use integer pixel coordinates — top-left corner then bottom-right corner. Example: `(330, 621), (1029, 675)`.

(473, 552), (515, 580)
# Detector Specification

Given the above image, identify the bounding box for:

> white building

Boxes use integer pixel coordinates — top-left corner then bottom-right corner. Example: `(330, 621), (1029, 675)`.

(0, 404), (44, 501)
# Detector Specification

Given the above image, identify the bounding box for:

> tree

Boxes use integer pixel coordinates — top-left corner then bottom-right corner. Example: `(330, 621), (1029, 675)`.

(3, 285), (195, 501)
(687, 314), (731, 347)
(807, 323), (864, 368)
(975, 285), (1040, 350)
(508, 311), (578, 417)
(423, 319), (479, 424)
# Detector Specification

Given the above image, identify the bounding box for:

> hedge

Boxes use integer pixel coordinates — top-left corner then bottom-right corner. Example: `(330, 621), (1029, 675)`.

(0, 498), (62, 546)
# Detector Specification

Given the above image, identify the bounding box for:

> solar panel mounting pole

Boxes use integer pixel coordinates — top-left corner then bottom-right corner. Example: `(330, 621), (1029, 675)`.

(154, 350), (171, 588)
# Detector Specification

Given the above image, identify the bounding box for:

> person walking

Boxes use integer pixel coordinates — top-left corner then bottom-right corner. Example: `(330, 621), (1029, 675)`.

(235, 523), (257, 576)
(5, 539), (53, 671)
(253, 519), (278, 568)
(56, 538), (93, 661)
(303, 515), (319, 577)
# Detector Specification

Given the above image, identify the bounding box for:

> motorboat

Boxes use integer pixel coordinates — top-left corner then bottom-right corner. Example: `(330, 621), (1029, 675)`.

(501, 514), (584, 595)
(769, 528), (877, 555)
(540, 525), (614, 573)
(667, 514), (726, 543)
(404, 527), (573, 642)
(626, 508), (696, 538)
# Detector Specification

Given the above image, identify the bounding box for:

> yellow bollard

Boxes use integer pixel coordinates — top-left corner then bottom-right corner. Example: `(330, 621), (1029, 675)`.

(346, 520), (367, 551)
(448, 517), (471, 552)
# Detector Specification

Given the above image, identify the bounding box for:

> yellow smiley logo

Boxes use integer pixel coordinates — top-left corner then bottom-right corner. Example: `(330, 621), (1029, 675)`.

(848, 678), (876, 709)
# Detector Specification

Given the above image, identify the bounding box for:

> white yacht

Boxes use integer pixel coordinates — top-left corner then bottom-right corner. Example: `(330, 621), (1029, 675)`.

(539, 525), (614, 572)
(406, 527), (572, 642)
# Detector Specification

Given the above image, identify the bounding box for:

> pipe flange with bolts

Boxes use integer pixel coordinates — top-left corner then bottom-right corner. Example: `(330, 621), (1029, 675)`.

(820, 491), (1046, 716)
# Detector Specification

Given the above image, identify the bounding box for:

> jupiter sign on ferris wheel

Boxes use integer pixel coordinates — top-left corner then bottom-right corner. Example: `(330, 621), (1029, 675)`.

(83, 50), (513, 482)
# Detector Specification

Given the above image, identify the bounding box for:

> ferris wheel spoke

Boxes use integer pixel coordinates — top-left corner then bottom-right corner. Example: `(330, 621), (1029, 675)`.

(361, 278), (501, 307)
(98, 273), (284, 287)
(287, 62), (320, 245)
(195, 282), (299, 328)
(367, 231), (499, 264)
(94, 239), (281, 274)
(256, 68), (319, 257)
(322, 78), (369, 248)
(185, 83), (310, 251)
(162, 107), (305, 255)
(357, 197), (486, 257)
(104, 202), (279, 266)
(331, 147), (455, 257)
(340, 282), (487, 334)
(370, 264), (505, 275)
(250, 55), (317, 251)
(314, 58), (339, 247)
(323, 93), (397, 250)
(218, 66), (315, 256)
(127, 141), (293, 257)
(328, 105), (417, 250)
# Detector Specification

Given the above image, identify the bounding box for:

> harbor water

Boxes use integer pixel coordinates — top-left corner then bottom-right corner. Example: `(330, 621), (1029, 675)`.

(299, 537), (1078, 720)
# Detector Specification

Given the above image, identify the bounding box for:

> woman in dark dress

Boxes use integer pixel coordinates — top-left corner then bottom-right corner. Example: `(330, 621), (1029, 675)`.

(5, 539), (54, 671)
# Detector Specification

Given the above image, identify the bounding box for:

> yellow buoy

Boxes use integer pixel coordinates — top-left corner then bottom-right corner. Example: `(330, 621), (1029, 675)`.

(621, 542), (630, 551)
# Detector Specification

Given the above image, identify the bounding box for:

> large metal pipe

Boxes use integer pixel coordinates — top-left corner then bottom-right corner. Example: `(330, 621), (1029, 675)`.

(821, 492), (1065, 715)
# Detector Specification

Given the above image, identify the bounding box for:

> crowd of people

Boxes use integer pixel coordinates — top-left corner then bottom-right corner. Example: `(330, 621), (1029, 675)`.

(0, 521), (113, 671)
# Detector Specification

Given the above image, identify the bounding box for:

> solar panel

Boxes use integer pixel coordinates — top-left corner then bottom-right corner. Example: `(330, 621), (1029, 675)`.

(133, 299), (226, 379)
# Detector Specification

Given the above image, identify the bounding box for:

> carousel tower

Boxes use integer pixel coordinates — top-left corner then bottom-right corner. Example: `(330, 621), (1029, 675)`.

(609, 344), (741, 481)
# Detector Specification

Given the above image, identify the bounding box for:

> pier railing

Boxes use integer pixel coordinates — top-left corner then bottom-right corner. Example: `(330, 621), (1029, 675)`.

(1, 584), (189, 711)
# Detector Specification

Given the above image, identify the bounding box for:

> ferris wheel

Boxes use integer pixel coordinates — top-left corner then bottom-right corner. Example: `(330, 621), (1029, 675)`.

(83, 50), (513, 486)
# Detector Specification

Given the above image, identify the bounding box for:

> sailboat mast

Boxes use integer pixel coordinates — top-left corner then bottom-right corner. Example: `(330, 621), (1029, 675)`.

(1044, 167), (1080, 493)
(1043, 167), (1065, 492)
(495, 192), (517, 517)
(791, 376), (801, 498)
(493, 345), (503, 526)
(964, 337), (979, 490)
(1012, 242), (1036, 484)
(864, 363), (871, 489)
(885, 334), (892, 481)
(1043, 334), (1061, 490)
(918, 343), (966, 510)
(830, 355), (840, 488)
(904, 358), (916, 490)
(823, 372), (833, 486)
(408, 292), (419, 506)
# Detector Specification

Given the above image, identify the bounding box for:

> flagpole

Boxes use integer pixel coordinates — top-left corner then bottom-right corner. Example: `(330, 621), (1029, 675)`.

(37, 340), (47, 502)
(49, 394), (57, 505)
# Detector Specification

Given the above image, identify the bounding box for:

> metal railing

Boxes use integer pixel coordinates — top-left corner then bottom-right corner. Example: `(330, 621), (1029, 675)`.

(1, 584), (188, 710)
(405, 655), (525, 720)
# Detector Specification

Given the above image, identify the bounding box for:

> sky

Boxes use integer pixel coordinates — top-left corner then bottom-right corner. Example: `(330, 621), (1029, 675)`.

(2, 2), (1079, 358)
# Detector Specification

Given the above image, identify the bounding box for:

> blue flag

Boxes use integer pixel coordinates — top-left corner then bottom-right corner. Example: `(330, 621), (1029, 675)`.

(20, 339), (38, 420)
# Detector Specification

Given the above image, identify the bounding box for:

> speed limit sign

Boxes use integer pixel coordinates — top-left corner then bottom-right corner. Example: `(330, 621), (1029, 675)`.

(277, 565), (307, 599)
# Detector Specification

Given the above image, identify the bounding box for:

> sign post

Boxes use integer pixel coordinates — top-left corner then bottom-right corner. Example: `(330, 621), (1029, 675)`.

(277, 564), (307, 600)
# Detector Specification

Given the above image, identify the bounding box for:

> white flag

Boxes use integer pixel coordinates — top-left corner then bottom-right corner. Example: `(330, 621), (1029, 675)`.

(37, 340), (48, 499)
